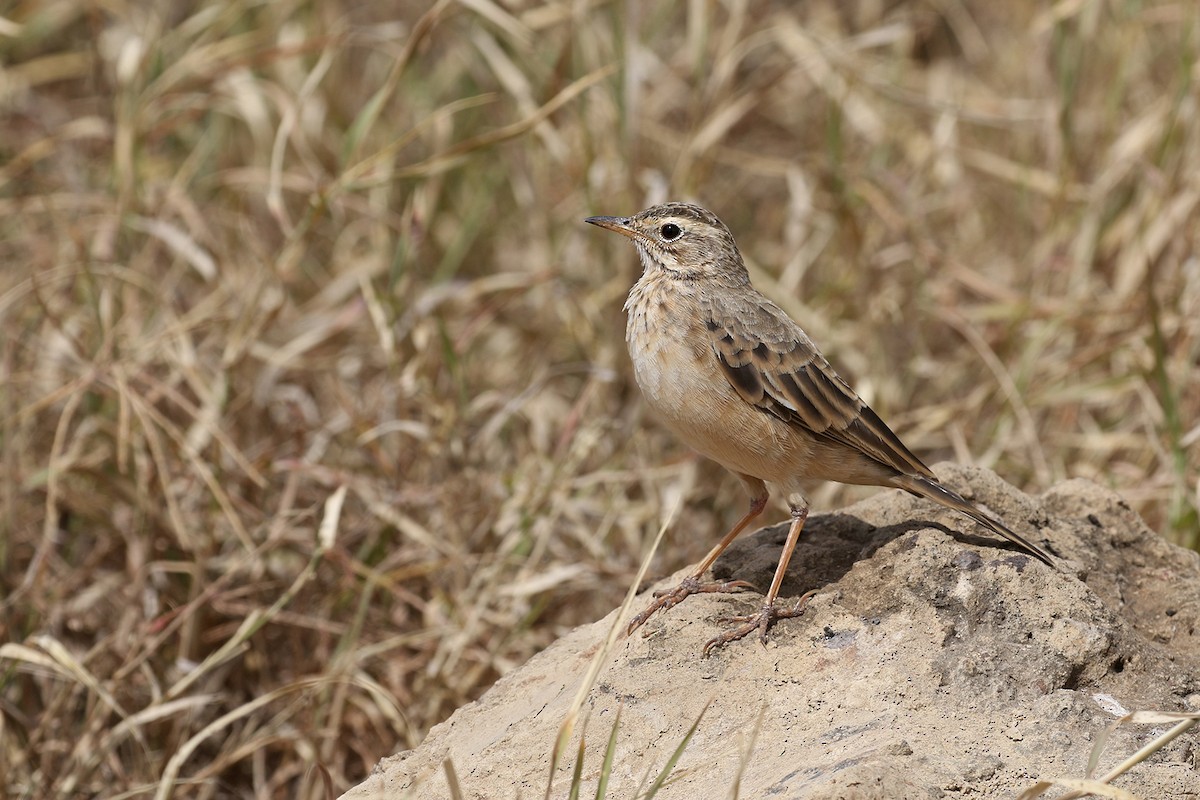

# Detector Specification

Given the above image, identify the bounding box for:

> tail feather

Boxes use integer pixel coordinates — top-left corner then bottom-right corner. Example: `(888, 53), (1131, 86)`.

(891, 474), (1057, 568)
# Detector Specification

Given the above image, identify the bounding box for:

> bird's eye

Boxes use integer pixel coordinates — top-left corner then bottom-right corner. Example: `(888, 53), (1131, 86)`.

(660, 223), (682, 240)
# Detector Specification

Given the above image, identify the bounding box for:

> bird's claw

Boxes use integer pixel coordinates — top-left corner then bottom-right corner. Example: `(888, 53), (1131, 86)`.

(701, 590), (817, 657)
(626, 575), (758, 637)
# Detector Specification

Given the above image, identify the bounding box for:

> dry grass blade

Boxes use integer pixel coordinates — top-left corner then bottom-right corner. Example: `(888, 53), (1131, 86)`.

(458, 0), (533, 45)
(98, 696), (220, 754)
(727, 703), (768, 800)
(125, 216), (217, 281)
(27, 635), (130, 720)
(566, 713), (589, 800)
(546, 493), (682, 800)
(1078, 712), (1200, 798)
(154, 685), (299, 800)
(443, 758), (465, 800)
(342, 0), (453, 164)
(641, 698), (712, 798)
(1017, 710), (1200, 800)
(393, 62), (617, 179)
(165, 487), (341, 703)
(594, 704), (622, 800)
(937, 308), (1051, 482)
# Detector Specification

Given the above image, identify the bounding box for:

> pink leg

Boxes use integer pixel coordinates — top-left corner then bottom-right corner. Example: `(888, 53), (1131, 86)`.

(702, 503), (814, 657)
(626, 478), (768, 637)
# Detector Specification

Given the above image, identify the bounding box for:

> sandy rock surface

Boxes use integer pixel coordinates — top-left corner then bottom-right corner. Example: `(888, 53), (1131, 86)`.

(345, 466), (1200, 799)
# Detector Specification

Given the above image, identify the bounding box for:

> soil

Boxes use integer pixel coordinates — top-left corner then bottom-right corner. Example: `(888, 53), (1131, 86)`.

(343, 465), (1200, 799)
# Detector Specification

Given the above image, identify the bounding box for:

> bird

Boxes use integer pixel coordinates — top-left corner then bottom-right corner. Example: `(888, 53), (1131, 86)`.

(585, 201), (1057, 656)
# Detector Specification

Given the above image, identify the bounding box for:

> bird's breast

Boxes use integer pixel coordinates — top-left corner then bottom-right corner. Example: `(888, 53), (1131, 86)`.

(625, 281), (717, 417)
(624, 279), (817, 484)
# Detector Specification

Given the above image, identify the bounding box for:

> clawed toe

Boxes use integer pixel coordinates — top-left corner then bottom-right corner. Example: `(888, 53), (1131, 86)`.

(626, 575), (758, 637)
(701, 590), (817, 657)
(651, 577), (756, 599)
(624, 571), (817, 655)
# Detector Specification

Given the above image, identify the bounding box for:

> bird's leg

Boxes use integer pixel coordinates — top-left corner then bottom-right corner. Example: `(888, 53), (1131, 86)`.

(626, 482), (768, 637)
(702, 503), (811, 657)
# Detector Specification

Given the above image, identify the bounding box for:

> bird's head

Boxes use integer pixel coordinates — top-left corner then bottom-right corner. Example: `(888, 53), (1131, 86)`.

(586, 202), (748, 285)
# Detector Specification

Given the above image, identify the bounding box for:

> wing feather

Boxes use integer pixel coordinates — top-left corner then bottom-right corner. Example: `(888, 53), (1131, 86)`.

(704, 294), (935, 480)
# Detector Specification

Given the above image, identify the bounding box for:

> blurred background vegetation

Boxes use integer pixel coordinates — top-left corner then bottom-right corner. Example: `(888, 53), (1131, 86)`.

(1, 0), (1197, 796)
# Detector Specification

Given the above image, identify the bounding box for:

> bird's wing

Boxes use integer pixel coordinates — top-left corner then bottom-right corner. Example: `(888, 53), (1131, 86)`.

(702, 292), (936, 480)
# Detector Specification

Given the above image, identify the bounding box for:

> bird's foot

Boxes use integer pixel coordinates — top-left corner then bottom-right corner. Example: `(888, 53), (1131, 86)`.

(625, 575), (757, 637)
(701, 589), (817, 657)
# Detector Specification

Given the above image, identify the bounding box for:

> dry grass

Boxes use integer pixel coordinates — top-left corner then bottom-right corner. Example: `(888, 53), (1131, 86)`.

(1, 1), (1197, 796)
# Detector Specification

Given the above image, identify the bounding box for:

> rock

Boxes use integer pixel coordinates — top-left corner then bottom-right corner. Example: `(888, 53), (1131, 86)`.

(343, 466), (1200, 799)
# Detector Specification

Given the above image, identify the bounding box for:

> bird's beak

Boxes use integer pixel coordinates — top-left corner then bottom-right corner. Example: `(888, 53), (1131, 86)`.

(585, 215), (637, 240)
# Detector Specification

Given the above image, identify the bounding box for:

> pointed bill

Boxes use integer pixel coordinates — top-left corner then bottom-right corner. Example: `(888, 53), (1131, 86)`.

(584, 215), (637, 239)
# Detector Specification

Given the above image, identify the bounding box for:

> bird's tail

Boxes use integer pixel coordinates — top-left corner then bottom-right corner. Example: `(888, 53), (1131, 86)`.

(891, 474), (1057, 568)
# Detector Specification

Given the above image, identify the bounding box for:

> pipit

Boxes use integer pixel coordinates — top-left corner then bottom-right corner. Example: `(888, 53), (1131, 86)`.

(586, 202), (1057, 655)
